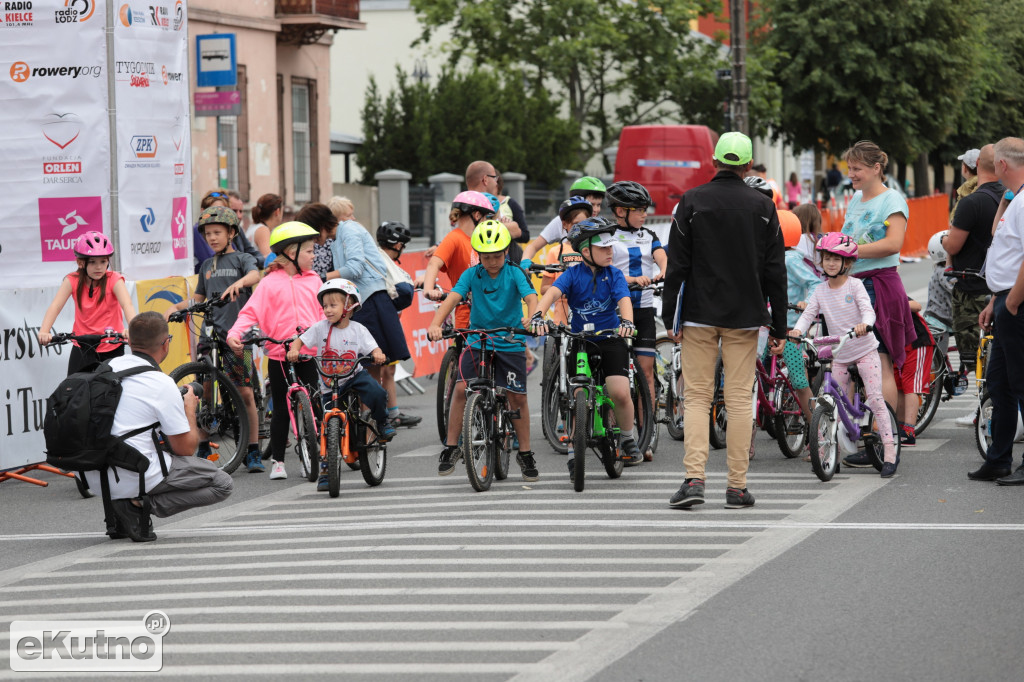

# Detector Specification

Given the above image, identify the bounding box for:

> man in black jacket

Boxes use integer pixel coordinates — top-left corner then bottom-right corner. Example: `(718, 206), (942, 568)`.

(661, 131), (788, 510)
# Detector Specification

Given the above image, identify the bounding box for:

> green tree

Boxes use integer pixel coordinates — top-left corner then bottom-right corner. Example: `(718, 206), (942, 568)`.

(357, 67), (580, 186)
(409, 0), (725, 167)
(753, 0), (977, 164)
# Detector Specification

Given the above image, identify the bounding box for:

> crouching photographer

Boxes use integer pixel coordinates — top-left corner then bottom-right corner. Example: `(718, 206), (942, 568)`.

(81, 312), (233, 542)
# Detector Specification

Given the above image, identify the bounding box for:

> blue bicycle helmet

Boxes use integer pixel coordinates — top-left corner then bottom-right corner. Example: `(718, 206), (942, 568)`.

(481, 192), (502, 214)
(558, 196), (594, 221)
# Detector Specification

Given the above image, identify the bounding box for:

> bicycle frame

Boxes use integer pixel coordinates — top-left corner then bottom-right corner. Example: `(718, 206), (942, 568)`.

(753, 354), (805, 426)
(817, 362), (868, 443)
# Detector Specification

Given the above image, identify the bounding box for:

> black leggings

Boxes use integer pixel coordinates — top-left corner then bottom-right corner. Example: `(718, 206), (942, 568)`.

(267, 358), (320, 461)
(68, 343), (125, 375)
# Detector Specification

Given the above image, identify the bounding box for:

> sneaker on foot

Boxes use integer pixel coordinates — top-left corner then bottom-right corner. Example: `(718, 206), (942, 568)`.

(955, 412), (977, 427)
(391, 412), (423, 428)
(316, 475), (329, 491)
(669, 479), (705, 508)
(899, 423), (916, 447)
(269, 460), (287, 480)
(516, 451), (539, 482)
(245, 450), (265, 473)
(620, 437), (643, 466)
(724, 487), (755, 508)
(880, 461), (898, 478)
(438, 446), (460, 476)
(842, 451), (873, 468)
(379, 423), (397, 442)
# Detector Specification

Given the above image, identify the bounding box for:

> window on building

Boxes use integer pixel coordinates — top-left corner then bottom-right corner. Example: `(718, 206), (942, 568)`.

(291, 77), (319, 204)
(216, 64), (249, 200)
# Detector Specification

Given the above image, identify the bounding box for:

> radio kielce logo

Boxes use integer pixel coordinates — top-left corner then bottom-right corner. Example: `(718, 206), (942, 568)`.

(10, 611), (170, 672)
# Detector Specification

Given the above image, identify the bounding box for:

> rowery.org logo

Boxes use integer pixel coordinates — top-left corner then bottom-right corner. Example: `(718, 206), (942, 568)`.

(9, 60), (102, 82)
(139, 207), (154, 232)
(38, 196), (103, 261)
(10, 611), (169, 672)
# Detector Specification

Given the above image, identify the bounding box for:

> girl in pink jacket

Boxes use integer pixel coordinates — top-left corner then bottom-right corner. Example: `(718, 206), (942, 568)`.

(228, 222), (324, 480)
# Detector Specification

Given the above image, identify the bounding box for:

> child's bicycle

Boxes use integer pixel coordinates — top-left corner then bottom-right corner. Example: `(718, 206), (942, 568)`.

(440, 326), (533, 492)
(547, 323), (646, 492)
(240, 327), (320, 482)
(429, 286), (470, 443)
(654, 334), (685, 441)
(805, 327), (901, 481)
(314, 354), (387, 497)
(44, 329), (127, 498)
(752, 347), (810, 458)
(167, 295), (262, 473)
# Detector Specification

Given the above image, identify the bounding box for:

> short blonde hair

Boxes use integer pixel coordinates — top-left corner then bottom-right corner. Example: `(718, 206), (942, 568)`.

(327, 196), (354, 221)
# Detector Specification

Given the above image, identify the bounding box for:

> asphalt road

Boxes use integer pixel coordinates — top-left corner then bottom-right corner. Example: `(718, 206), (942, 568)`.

(2, 259), (1023, 681)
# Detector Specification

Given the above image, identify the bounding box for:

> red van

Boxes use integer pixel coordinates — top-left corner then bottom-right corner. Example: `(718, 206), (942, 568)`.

(613, 125), (719, 218)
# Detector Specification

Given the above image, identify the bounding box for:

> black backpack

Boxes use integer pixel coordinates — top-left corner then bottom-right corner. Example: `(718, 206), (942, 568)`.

(44, 359), (167, 501)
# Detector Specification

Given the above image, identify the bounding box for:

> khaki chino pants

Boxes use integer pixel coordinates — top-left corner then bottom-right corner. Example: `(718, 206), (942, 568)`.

(680, 326), (758, 489)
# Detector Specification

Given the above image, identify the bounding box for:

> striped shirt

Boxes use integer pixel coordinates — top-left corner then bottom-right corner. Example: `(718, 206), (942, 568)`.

(794, 277), (877, 363)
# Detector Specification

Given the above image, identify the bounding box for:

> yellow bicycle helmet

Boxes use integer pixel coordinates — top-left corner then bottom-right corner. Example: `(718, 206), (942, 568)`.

(470, 220), (511, 253)
(269, 221), (319, 254)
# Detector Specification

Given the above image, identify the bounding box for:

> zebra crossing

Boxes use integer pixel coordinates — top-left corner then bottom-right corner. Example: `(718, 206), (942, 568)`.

(0, 465), (886, 680)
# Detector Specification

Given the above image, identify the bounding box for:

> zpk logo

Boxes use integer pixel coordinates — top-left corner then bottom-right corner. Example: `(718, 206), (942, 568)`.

(130, 135), (157, 158)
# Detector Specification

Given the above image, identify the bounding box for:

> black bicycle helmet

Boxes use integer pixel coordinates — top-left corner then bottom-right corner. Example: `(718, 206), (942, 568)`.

(568, 219), (618, 252)
(377, 220), (411, 248)
(605, 180), (651, 210)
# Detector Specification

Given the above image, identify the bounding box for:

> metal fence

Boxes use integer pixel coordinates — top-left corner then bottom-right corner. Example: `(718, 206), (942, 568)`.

(407, 184), (438, 238)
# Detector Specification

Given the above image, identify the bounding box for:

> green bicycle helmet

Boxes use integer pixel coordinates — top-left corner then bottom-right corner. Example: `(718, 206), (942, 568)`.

(569, 176), (607, 197)
(269, 221), (319, 255)
(470, 220), (512, 253)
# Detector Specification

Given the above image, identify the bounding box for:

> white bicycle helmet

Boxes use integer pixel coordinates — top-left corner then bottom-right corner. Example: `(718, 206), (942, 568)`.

(317, 278), (361, 311)
(928, 230), (948, 262)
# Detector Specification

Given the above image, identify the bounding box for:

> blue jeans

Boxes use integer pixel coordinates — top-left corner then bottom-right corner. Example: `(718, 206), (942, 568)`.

(322, 371), (388, 428)
(985, 294), (1024, 468)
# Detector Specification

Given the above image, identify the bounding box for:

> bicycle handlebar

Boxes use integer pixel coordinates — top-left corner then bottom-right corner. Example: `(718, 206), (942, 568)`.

(542, 323), (624, 340)
(806, 325), (874, 351)
(440, 326), (538, 341)
(627, 281), (664, 293)
(46, 330), (126, 347)
(313, 354), (376, 381)
(167, 293), (229, 323)
(944, 269), (984, 281)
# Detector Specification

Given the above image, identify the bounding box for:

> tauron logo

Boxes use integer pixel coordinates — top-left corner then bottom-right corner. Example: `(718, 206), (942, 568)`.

(58, 209), (88, 236)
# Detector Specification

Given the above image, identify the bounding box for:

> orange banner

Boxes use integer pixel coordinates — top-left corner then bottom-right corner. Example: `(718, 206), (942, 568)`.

(396, 250), (451, 378)
(819, 193), (947, 258)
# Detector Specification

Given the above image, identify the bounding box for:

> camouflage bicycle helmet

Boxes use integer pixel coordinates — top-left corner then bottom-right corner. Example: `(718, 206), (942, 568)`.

(197, 205), (240, 235)
(569, 176), (607, 197)
(470, 220), (511, 253)
(558, 196), (594, 220)
(605, 181), (651, 210)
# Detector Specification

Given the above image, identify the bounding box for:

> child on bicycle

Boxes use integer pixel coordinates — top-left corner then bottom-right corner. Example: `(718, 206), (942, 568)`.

(520, 176), (606, 268)
(790, 233), (898, 477)
(531, 219), (641, 475)
(427, 221), (541, 482)
(289, 279), (391, 491)
(38, 231), (136, 374)
(780, 209), (820, 428)
(227, 222), (324, 481)
(605, 180), (666, 462)
(164, 206), (262, 470)
(537, 197), (594, 326)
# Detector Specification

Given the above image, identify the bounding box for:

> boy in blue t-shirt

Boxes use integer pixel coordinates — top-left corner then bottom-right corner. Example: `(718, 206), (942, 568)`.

(531, 219), (642, 471)
(427, 221), (540, 481)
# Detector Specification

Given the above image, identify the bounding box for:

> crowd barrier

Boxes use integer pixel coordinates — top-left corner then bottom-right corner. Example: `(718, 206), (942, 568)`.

(819, 194), (948, 258)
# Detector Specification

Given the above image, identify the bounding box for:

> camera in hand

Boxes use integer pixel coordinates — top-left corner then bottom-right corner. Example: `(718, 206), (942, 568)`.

(179, 382), (204, 400)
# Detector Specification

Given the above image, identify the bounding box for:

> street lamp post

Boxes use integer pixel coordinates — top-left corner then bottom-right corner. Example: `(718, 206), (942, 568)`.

(729, 0), (749, 136)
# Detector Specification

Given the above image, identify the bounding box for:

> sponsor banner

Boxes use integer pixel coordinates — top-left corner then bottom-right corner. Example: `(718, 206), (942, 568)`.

(0, 0), (110, 287)
(395, 250), (452, 378)
(0, 276), (195, 473)
(114, 2), (191, 279)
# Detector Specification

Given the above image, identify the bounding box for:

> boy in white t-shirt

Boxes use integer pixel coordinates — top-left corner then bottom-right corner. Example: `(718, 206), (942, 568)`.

(288, 279), (391, 490)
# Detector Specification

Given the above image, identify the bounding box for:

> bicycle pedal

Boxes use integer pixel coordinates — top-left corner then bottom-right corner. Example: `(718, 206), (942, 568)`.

(507, 410), (521, 420)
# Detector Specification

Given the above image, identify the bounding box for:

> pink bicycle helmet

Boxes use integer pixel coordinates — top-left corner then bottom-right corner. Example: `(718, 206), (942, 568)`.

(451, 190), (495, 216)
(73, 231), (114, 258)
(816, 232), (858, 260)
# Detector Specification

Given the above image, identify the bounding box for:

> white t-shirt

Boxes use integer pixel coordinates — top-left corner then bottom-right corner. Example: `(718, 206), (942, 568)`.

(985, 195), (1024, 292)
(539, 215), (563, 245)
(299, 319), (379, 389)
(610, 227), (664, 309)
(83, 355), (190, 499)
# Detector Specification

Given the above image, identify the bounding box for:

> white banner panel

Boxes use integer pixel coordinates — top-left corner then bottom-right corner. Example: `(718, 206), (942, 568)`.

(0, 0), (110, 287)
(114, 1), (192, 279)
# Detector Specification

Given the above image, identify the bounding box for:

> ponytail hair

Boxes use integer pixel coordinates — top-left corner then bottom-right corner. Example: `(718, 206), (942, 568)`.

(251, 193), (282, 224)
(843, 140), (889, 183)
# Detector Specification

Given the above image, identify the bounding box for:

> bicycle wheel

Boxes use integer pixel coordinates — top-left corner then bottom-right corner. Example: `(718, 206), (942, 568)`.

(631, 354), (654, 455)
(599, 402), (623, 479)
(809, 402), (839, 481)
(325, 417), (342, 498)
(169, 362), (248, 474)
(570, 388), (589, 492)
(541, 368), (569, 454)
(292, 391), (319, 482)
(435, 346), (458, 443)
(462, 392), (494, 492)
(357, 421), (387, 487)
(864, 402), (900, 472)
(774, 385), (808, 459)
(975, 392), (990, 460)
(656, 338), (685, 441)
(709, 356), (727, 450)
(915, 349), (945, 436)
(494, 405), (513, 481)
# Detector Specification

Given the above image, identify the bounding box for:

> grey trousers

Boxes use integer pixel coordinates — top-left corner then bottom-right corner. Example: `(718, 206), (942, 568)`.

(147, 455), (233, 518)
